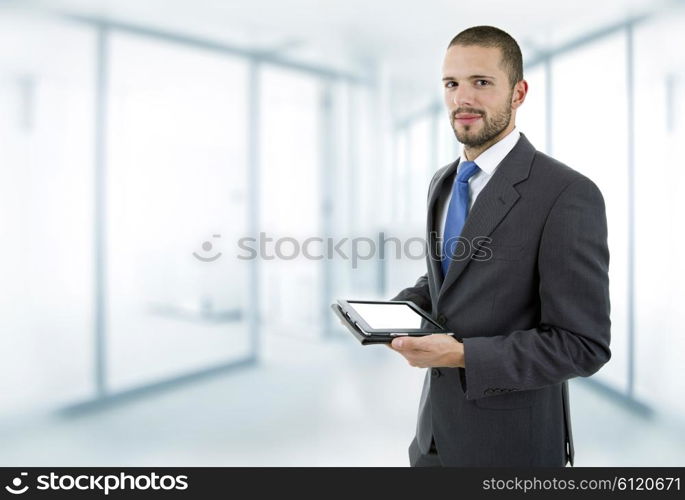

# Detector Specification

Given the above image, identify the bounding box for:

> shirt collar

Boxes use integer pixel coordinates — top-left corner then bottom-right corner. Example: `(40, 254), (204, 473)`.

(457, 126), (520, 176)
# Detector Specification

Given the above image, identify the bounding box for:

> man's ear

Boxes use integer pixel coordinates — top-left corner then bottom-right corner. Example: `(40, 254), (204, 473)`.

(512, 79), (528, 109)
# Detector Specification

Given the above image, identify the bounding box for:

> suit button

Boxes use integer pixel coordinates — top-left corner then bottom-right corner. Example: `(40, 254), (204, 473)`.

(431, 368), (441, 378)
(437, 314), (446, 324)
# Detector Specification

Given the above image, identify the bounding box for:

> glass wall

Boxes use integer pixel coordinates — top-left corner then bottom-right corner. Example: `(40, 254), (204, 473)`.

(257, 66), (322, 339)
(344, 83), (381, 297)
(551, 33), (630, 394)
(633, 10), (685, 416)
(0, 13), (95, 414)
(516, 63), (547, 153)
(105, 33), (252, 391)
(0, 7), (376, 416)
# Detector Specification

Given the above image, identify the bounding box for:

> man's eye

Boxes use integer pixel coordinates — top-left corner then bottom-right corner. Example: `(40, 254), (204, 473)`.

(476, 80), (490, 86)
(445, 81), (456, 88)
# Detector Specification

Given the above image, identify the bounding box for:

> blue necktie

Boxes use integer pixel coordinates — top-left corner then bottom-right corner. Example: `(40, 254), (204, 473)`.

(442, 160), (480, 276)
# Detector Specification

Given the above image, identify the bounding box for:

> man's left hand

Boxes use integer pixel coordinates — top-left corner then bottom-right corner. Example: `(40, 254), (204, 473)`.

(388, 334), (464, 368)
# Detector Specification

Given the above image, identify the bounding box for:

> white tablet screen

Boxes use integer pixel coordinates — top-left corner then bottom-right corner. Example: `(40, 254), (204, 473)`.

(348, 302), (432, 329)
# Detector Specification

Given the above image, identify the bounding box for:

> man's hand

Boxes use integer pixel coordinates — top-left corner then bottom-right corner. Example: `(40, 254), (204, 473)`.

(386, 334), (465, 368)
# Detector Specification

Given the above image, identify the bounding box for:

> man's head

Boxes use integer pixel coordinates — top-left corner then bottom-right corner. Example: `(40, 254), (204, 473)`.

(442, 26), (528, 154)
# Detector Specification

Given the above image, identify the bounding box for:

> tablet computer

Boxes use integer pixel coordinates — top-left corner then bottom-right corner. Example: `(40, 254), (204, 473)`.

(335, 299), (450, 336)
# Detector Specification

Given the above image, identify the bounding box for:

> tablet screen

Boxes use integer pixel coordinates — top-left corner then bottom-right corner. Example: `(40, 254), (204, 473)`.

(348, 302), (436, 329)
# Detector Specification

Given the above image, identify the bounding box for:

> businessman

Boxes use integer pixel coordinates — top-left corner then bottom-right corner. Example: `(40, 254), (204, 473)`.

(388, 26), (611, 467)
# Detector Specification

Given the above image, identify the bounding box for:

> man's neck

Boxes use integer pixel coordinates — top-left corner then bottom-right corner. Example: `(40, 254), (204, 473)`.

(464, 124), (516, 162)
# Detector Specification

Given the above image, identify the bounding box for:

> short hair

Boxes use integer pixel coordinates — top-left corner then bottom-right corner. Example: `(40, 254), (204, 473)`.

(447, 26), (523, 88)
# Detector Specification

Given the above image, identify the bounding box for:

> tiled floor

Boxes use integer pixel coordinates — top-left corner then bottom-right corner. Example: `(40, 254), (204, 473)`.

(1, 331), (683, 466)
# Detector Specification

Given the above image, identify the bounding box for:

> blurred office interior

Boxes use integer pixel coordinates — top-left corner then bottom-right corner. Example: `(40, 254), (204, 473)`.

(1, 0), (684, 465)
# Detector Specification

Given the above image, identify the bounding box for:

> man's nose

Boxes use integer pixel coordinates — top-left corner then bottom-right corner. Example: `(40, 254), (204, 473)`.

(452, 84), (475, 107)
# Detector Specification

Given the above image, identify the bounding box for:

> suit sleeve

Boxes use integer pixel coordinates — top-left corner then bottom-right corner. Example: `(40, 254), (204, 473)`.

(390, 273), (432, 313)
(460, 176), (612, 400)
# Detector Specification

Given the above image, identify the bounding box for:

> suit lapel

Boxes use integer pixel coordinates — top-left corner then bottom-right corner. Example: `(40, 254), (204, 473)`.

(437, 133), (537, 301)
(426, 158), (459, 292)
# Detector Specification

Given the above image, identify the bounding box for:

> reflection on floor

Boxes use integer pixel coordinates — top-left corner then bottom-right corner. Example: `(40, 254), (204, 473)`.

(1, 330), (684, 466)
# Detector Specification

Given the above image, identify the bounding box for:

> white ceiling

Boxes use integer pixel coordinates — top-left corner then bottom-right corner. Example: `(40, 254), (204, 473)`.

(11, 0), (672, 111)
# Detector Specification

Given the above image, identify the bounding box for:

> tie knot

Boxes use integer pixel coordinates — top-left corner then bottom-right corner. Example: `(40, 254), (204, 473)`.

(457, 161), (480, 183)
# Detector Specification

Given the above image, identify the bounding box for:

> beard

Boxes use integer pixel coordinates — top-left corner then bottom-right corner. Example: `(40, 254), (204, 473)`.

(451, 93), (513, 148)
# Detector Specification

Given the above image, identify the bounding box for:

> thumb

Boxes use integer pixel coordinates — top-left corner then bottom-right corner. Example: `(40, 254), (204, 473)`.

(391, 336), (417, 350)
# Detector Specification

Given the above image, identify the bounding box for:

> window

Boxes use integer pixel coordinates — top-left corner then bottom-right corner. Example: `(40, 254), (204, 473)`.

(516, 63), (547, 152)
(257, 66), (322, 338)
(633, 12), (685, 415)
(551, 33), (630, 393)
(106, 33), (251, 390)
(0, 13), (95, 413)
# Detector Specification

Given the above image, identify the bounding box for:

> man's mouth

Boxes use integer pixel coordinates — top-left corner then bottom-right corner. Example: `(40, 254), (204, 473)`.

(454, 113), (482, 125)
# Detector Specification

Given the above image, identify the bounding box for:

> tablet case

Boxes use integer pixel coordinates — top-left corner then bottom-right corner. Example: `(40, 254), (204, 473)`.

(330, 303), (392, 344)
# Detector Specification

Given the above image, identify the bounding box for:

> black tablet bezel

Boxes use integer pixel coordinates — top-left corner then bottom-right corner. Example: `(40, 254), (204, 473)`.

(337, 299), (448, 334)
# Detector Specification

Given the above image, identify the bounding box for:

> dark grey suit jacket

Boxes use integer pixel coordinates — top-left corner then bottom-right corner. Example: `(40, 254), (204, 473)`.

(391, 132), (611, 467)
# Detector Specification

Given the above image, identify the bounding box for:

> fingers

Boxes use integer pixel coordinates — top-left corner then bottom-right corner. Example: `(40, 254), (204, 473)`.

(388, 339), (428, 367)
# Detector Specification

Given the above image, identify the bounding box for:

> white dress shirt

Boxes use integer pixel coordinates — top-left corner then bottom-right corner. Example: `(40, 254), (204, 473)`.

(439, 126), (521, 239)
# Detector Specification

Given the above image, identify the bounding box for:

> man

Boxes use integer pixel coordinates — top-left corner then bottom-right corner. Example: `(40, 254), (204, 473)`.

(388, 26), (611, 467)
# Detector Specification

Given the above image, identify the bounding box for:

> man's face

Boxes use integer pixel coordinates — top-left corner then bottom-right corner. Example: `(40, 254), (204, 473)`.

(442, 44), (517, 148)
